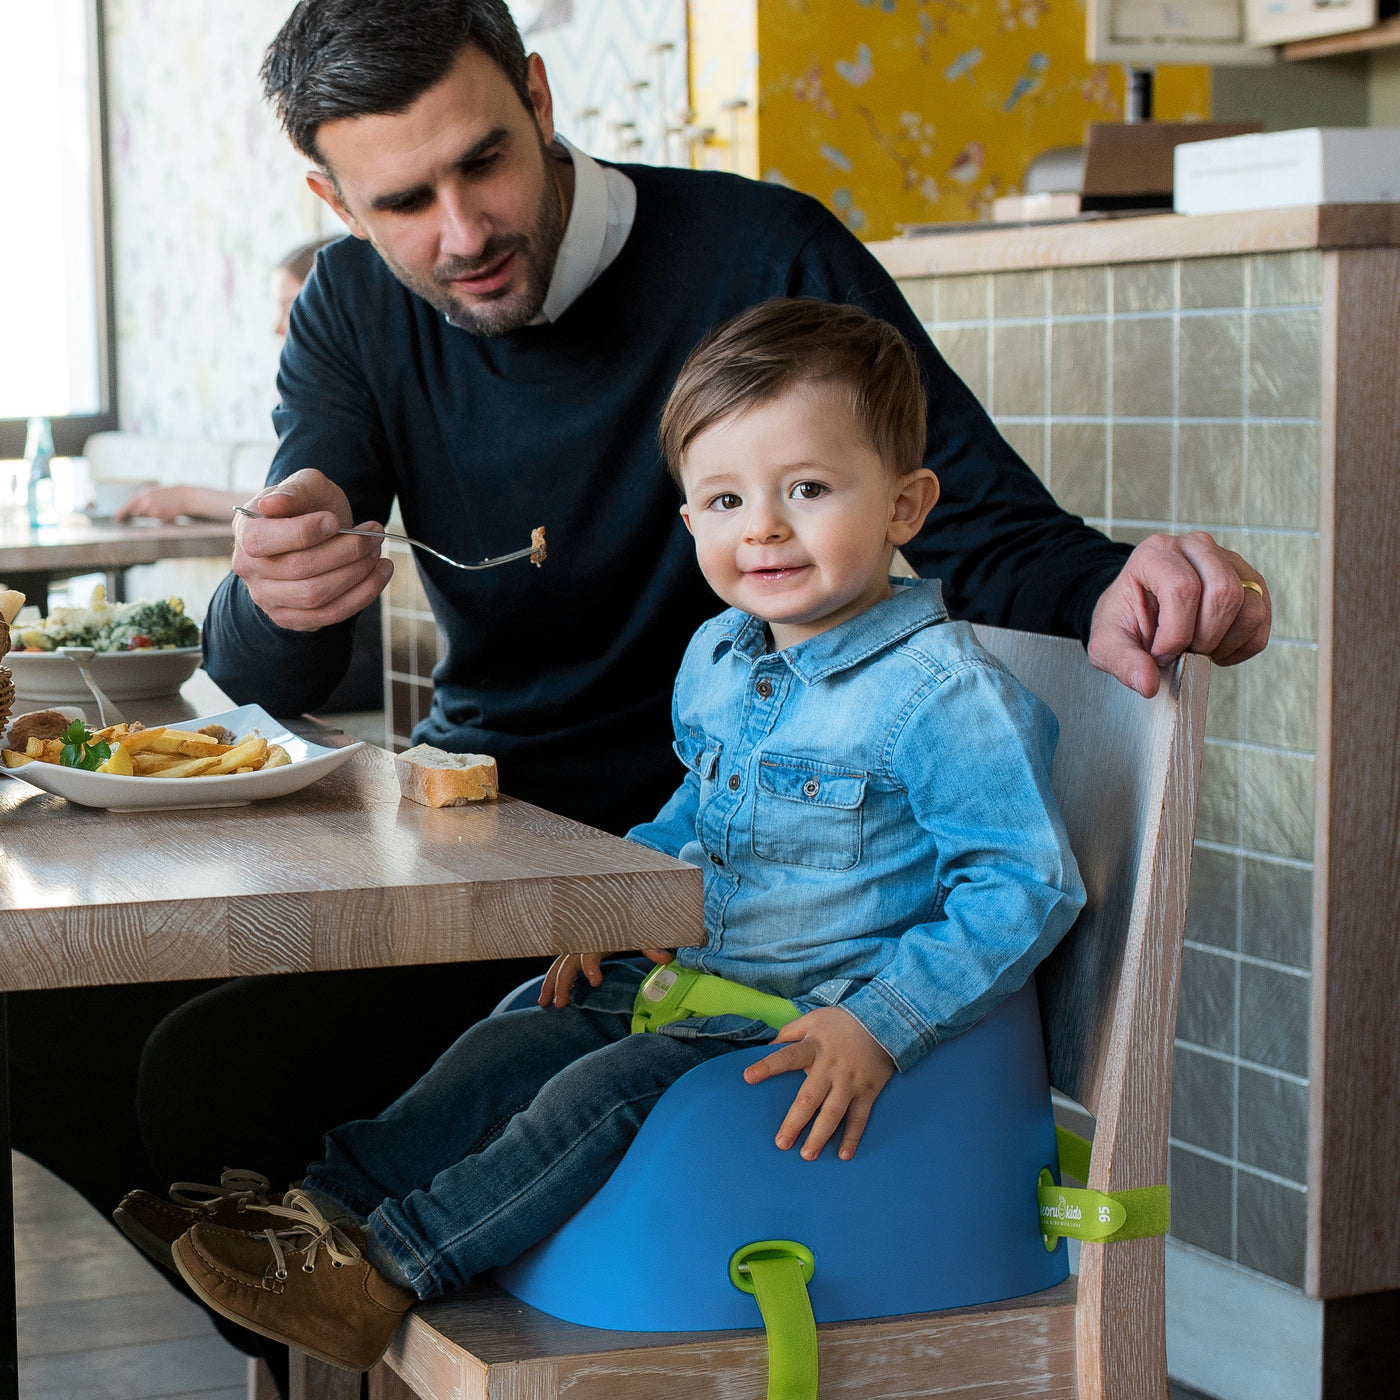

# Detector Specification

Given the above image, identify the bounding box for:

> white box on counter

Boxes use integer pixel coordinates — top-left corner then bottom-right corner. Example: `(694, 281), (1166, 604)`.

(1174, 128), (1400, 216)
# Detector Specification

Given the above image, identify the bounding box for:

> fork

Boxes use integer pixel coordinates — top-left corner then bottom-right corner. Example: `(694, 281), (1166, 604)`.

(232, 506), (543, 572)
(57, 647), (127, 728)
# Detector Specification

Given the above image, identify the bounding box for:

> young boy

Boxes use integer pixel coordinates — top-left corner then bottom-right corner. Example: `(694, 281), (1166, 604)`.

(124, 298), (1085, 1372)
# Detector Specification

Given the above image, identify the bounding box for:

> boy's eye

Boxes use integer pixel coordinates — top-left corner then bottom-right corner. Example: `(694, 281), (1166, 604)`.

(709, 493), (741, 511)
(790, 481), (827, 501)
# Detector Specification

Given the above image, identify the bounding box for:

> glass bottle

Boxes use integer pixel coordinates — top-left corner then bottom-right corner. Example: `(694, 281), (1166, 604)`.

(25, 417), (55, 528)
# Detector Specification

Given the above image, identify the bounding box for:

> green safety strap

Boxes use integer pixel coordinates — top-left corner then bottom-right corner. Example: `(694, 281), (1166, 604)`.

(729, 1242), (818, 1400)
(1038, 1126), (1171, 1247)
(632, 964), (801, 1035)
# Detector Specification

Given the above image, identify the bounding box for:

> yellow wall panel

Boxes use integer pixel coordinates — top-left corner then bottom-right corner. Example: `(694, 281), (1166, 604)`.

(691, 0), (1209, 241)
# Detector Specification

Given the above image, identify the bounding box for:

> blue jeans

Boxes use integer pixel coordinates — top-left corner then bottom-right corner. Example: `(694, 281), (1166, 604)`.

(301, 962), (775, 1299)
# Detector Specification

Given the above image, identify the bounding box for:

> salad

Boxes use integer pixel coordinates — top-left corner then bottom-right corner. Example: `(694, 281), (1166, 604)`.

(14, 584), (200, 653)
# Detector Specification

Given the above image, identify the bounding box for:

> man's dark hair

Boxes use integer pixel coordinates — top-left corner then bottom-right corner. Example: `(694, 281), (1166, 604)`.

(262, 0), (531, 165)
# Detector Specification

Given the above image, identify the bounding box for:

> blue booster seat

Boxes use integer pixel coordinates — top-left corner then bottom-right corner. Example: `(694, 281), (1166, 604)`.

(488, 969), (1066, 1331)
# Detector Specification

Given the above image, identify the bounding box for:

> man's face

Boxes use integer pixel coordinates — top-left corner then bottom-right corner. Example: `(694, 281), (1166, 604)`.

(308, 45), (566, 336)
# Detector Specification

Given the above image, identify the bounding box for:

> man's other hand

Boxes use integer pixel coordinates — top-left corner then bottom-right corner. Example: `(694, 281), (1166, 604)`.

(1089, 531), (1271, 698)
(232, 468), (393, 632)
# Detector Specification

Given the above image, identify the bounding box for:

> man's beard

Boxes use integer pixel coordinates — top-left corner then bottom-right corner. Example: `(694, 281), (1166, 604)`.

(379, 151), (566, 337)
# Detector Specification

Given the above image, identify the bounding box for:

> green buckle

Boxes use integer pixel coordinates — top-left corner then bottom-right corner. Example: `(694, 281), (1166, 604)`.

(1039, 1126), (1170, 1248)
(632, 963), (801, 1035)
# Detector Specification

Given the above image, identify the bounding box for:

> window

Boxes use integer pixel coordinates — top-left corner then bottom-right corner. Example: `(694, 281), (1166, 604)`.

(0, 0), (115, 456)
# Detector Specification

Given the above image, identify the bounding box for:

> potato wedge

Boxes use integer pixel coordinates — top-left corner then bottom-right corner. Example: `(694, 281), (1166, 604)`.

(149, 752), (225, 779)
(2, 749), (33, 768)
(201, 737), (268, 775)
(263, 745), (291, 769)
(118, 727), (168, 755)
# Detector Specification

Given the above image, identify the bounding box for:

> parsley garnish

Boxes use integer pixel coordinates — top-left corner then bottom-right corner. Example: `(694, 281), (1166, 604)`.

(59, 719), (111, 771)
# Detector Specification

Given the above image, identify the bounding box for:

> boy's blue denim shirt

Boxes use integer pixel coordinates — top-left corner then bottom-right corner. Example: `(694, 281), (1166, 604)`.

(627, 577), (1086, 1073)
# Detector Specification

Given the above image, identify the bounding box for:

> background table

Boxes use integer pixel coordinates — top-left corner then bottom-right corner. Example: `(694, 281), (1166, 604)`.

(0, 671), (704, 1397)
(0, 519), (235, 612)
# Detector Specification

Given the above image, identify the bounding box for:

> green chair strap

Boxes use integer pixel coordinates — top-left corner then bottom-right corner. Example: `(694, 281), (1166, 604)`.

(729, 1242), (818, 1400)
(1039, 1126), (1171, 1246)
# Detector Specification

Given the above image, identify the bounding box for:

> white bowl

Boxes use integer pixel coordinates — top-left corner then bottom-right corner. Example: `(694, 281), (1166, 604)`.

(0, 703), (364, 811)
(6, 646), (204, 702)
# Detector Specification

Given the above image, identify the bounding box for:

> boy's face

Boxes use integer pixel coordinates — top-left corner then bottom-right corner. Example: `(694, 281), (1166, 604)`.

(679, 381), (938, 649)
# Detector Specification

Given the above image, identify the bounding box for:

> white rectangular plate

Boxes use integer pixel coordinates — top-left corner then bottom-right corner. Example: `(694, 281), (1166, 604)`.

(0, 704), (364, 811)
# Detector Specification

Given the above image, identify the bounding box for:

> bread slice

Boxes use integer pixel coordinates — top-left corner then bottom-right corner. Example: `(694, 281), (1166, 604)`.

(394, 744), (499, 807)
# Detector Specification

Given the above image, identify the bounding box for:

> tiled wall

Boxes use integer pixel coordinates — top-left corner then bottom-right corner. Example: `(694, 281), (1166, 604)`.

(897, 251), (1322, 1289)
(383, 541), (442, 751)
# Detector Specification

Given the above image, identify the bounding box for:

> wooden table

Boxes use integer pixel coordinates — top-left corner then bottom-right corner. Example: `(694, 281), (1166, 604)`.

(0, 672), (704, 1398)
(0, 519), (235, 611)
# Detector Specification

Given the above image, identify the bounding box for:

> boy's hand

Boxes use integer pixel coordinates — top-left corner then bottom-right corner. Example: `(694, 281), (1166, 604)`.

(744, 1007), (895, 1161)
(538, 947), (675, 1009)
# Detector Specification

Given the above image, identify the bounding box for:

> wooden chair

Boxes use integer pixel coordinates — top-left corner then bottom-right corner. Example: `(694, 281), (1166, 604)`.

(284, 626), (1209, 1400)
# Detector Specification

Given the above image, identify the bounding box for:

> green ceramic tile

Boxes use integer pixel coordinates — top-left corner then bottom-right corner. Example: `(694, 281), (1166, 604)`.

(938, 274), (990, 323)
(1111, 422), (1172, 522)
(1169, 1146), (1233, 1258)
(1172, 1046), (1236, 1157)
(1052, 266), (1109, 315)
(1236, 1171), (1307, 1288)
(1050, 320), (1108, 416)
(998, 420), (1046, 478)
(896, 278), (935, 322)
(1239, 963), (1310, 1076)
(1049, 422), (1107, 518)
(1249, 310), (1323, 419)
(1197, 740), (1240, 846)
(1179, 943), (1238, 1053)
(1250, 251), (1323, 308)
(1112, 319), (1174, 417)
(1181, 257), (1246, 310)
(1113, 261), (1176, 313)
(1179, 315), (1246, 419)
(1242, 857), (1312, 970)
(1110, 524), (1155, 548)
(1243, 642), (1317, 751)
(1246, 424), (1320, 529)
(1238, 1066), (1308, 1183)
(934, 325), (988, 407)
(1240, 748), (1315, 862)
(1178, 423), (1244, 526)
(993, 270), (1049, 319)
(1187, 844), (1239, 950)
(1240, 533), (1318, 642)
(1205, 662), (1242, 741)
(990, 323), (1047, 416)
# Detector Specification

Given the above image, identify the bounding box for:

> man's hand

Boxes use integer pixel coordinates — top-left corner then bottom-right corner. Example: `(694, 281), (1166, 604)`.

(538, 947), (674, 1009)
(1089, 531), (1270, 698)
(232, 468), (393, 632)
(743, 1006), (895, 1161)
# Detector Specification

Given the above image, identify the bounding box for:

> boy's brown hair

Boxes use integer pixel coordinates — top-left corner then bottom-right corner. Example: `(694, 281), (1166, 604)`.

(659, 298), (927, 488)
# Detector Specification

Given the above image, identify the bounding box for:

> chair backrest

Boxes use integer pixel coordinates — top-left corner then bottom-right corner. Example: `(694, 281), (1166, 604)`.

(972, 625), (1207, 1182)
(973, 624), (1208, 1399)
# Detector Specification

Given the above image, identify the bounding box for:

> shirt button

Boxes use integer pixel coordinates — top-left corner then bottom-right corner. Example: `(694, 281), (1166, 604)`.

(803, 778), (820, 797)
(710, 852), (724, 866)
(728, 774), (741, 791)
(755, 678), (773, 699)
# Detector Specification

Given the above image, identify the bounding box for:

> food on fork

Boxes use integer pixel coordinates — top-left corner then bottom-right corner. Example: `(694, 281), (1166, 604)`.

(1, 718), (292, 778)
(531, 525), (547, 566)
(394, 744), (499, 807)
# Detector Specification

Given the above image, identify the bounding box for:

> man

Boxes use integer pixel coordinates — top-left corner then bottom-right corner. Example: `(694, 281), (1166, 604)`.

(17, 0), (1268, 1392)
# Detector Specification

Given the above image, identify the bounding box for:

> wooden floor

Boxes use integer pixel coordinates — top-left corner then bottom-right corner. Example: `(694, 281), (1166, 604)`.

(14, 1152), (246, 1399)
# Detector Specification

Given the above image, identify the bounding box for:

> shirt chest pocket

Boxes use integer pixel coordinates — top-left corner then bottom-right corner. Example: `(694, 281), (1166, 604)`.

(752, 755), (868, 872)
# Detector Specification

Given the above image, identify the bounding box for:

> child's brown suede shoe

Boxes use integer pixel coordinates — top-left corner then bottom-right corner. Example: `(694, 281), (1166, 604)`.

(113, 1170), (284, 1273)
(171, 1193), (416, 1373)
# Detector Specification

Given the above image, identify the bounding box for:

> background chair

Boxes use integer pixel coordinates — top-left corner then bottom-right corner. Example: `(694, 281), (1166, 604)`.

(283, 624), (1208, 1400)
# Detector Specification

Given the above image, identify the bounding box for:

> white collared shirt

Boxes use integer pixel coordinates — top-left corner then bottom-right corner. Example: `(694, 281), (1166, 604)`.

(533, 137), (637, 324)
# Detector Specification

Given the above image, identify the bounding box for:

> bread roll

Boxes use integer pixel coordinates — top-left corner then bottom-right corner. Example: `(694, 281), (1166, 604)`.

(394, 744), (499, 807)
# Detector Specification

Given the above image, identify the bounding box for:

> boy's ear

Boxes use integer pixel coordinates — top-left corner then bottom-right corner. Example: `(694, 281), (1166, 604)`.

(887, 469), (939, 547)
(679, 502), (695, 536)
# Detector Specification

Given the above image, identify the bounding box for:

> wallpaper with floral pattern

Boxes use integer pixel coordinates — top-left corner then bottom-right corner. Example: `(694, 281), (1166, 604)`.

(693, 0), (1211, 240)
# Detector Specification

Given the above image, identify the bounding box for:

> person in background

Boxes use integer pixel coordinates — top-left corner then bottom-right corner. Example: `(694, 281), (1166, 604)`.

(115, 237), (339, 525)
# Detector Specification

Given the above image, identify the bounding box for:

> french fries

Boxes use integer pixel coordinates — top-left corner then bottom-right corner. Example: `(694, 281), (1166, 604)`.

(1, 722), (294, 779)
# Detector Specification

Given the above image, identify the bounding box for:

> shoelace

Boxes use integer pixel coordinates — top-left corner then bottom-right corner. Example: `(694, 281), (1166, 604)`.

(169, 1168), (273, 1214)
(255, 1189), (362, 1280)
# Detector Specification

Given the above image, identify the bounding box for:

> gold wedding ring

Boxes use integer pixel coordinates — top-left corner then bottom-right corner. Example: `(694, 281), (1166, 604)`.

(1239, 579), (1263, 597)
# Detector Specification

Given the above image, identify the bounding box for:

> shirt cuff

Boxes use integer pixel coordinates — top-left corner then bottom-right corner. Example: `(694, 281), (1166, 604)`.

(837, 981), (939, 1073)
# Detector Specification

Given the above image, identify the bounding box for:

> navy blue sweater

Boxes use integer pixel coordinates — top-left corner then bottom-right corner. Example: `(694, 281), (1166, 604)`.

(205, 165), (1128, 834)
